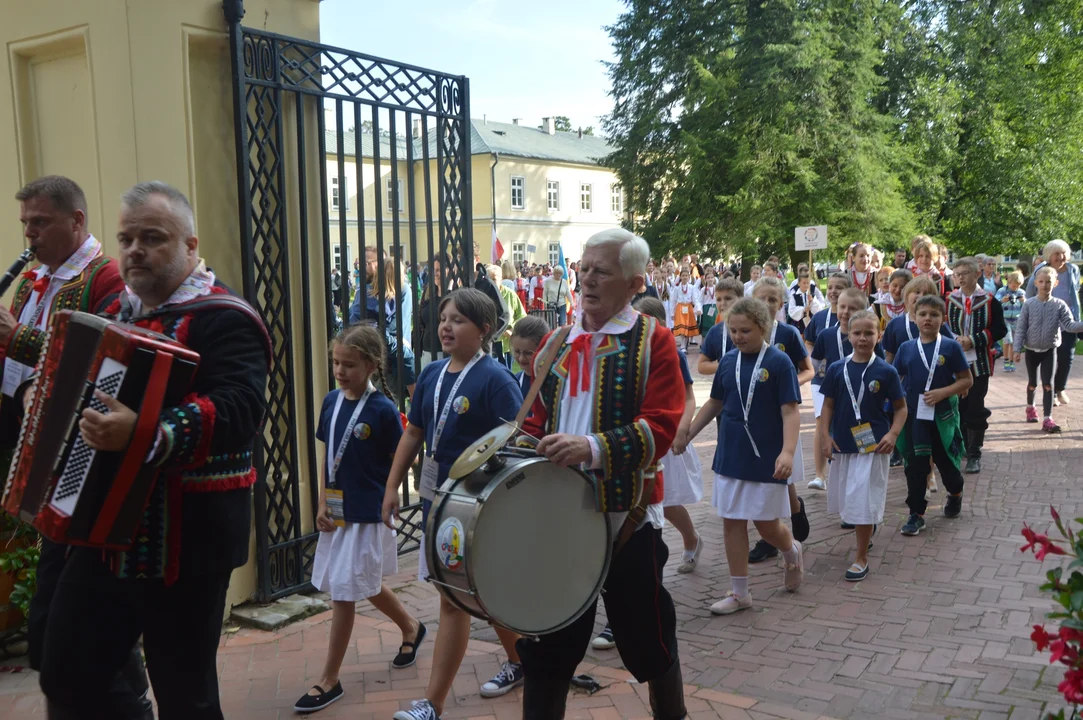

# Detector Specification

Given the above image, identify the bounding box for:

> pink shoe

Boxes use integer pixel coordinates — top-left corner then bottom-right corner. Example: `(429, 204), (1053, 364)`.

(783, 540), (804, 592)
(1043, 418), (1062, 433)
(1026, 406), (1039, 423)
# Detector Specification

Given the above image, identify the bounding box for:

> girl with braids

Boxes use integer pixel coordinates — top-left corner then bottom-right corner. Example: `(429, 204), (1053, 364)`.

(295, 325), (426, 714)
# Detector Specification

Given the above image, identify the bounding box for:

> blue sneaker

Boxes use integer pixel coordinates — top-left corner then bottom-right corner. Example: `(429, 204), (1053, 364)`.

(900, 514), (925, 536)
(480, 662), (524, 698)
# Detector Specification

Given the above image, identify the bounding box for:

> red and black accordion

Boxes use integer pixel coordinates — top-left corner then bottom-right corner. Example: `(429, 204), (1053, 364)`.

(2, 310), (199, 549)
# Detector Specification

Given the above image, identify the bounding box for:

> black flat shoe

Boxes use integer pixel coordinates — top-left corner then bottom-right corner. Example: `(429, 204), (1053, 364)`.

(840, 522), (856, 530)
(393, 621), (427, 669)
(294, 681), (343, 713)
(791, 496), (810, 542)
(749, 538), (779, 563)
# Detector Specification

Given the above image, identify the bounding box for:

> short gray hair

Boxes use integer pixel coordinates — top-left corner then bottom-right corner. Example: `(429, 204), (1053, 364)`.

(584, 228), (650, 279)
(1043, 239), (1071, 261)
(952, 256), (980, 275)
(121, 181), (195, 237)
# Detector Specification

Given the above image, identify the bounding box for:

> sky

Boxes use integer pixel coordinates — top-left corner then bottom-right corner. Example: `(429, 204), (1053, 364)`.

(317, 0), (625, 134)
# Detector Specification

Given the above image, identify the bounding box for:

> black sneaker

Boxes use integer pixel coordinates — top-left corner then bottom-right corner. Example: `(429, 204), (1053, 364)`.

(294, 681), (343, 713)
(965, 456), (981, 474)
(900, 514), (925, 536)
(889, 450), (903, 468)
(944, 494), (962, 518)
(791, 496), (810, 542)
(749, 539), (779, 563)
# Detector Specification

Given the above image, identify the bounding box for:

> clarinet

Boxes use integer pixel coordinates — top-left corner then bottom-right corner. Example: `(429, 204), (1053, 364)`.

(0, 249), (35, 298)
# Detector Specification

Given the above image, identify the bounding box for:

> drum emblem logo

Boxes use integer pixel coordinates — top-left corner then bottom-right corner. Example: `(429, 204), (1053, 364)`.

(354, 423), (371, 439)
(758, 368), (770, 381)
(437, 518), (465, 571)
(452, 396), (470, 414)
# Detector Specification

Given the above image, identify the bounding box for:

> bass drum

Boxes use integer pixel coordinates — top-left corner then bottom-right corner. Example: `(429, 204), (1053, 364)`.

(426, 451), (611, 636)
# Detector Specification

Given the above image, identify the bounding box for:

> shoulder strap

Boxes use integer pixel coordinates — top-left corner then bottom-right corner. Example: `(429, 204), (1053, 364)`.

(513, 325), (573, 429)
(143, 293), (272, 363)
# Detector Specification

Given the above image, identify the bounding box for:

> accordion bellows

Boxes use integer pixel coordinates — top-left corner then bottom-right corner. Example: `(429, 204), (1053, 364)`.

(1, 311), (199, 549)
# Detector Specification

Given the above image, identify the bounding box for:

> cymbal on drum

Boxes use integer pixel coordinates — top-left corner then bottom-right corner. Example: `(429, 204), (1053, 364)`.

(448, 424), (517, 479)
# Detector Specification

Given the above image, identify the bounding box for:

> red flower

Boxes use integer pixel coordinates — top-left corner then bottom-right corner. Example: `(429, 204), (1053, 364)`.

(1020, 524), (1067, 560)
(1058, 668), (1083, 704)
(1050, 505), (1061, 524)
(1032, 625), (1054, 652)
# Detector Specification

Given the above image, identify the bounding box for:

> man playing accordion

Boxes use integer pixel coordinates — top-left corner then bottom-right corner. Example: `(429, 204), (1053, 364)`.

(33, 182), (269, 720)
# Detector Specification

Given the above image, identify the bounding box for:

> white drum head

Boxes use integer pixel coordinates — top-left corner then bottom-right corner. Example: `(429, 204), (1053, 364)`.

(468, 459), (609, 635)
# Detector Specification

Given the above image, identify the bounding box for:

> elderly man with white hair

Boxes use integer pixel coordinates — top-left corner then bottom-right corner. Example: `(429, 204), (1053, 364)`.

(1026, 239), (1080, 405)
(516, 228), (687, 719)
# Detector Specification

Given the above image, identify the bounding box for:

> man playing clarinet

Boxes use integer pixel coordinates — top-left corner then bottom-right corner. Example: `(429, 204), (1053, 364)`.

(517, 228), (687, 719)
(36, 181), (269, 720)
(0, 176), (155, 718)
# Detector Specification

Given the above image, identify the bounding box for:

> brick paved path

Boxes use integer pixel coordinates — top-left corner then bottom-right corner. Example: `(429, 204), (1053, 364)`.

(1, 352), (1076, 719)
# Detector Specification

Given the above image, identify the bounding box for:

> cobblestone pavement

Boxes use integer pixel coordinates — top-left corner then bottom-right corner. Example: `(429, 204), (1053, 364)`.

(1, 350), (1076, 719)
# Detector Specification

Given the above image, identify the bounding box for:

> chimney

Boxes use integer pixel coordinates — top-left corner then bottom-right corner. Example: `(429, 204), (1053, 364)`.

(412, 118), (422, 139)
(542, 117), (555, 135)
(512, 118), (520, 126)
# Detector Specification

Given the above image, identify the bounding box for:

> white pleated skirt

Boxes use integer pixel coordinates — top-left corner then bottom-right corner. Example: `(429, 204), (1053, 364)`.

(662, 448), (704, 507)
(311, 522), (398, 602)
(712, 474), (792, 521)
(826, 453), (889, 525)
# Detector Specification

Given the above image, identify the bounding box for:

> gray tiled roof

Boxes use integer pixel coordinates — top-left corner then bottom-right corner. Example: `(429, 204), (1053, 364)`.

(325, 119), (612, 167)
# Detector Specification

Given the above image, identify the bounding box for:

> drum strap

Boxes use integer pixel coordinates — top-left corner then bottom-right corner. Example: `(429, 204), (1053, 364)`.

(513, 325), (572, 429)
(615, 474), (655, 554)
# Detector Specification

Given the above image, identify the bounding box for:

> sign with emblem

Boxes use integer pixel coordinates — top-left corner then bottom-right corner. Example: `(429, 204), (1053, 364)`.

(795, 225), (828, 251)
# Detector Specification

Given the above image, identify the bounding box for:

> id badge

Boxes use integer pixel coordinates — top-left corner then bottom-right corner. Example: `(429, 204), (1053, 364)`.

(963, 348), (977, 364)
(325, 488), (346, 527)
(420, 455), (440, 497)
(916, 396), (936, 421)
(851, 423), (877, 454)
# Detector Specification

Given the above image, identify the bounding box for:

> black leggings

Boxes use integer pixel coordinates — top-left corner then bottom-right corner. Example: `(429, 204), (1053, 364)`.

(1027, 348), (1057, 417)
(1055, 332), (1076, 393)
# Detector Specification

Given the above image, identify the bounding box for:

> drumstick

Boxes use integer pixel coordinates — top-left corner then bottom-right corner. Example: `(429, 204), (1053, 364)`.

(500, 417), (540, 444)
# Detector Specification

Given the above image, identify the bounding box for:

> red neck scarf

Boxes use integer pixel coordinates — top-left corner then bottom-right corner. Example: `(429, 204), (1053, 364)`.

(566, 333), (593, 398)
(22, 270), (50, 295)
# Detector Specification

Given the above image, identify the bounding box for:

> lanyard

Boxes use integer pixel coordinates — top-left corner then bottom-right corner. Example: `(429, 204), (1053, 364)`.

(917, 334), (943, 394)
(770, 320), (778, 345)
(835, 326), (846, 361)
(842, 358), (871, 422)
(736, 343), (768, 458)
(431, 351), (483, 455)
(720, 322), (729, 355)
(326, 386), (373, 484)
(905, 315), (915, 341)
(826, 310), (836, 328)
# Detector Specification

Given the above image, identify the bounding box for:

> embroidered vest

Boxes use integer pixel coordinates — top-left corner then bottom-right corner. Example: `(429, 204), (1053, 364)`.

(947, 292), (993, 377)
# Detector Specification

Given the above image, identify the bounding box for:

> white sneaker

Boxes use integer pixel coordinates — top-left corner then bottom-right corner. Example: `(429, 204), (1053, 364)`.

(710, 592), (752, 615)
(590, 625), (615, 650)
(1058, 391), (1070, 406)
(807, 477), (825, 490)
(676, 535), (702, 574)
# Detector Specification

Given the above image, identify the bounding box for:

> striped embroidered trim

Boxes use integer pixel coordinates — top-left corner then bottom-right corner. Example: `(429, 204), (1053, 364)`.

(184, 394), (217, 467)
(6, 324), (42, 367)
(180, 467), (257, 492)
(633, 418), (655, 472)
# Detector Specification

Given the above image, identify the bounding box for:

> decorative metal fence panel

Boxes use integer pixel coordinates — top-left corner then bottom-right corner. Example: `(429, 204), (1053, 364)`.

(225, 0), (474, 601)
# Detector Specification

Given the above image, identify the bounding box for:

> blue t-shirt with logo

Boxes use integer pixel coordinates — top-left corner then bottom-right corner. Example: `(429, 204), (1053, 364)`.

(804, 308), (838, 386)
(678, 349), (693, 385)
(701, 322), (732, 363)
(881, 315), (954, 357)
(819, 357), (903, 454)
(408, 354), (523, 495)
(317, 389), (403, 524)
(811, 326), (886, 382)
(769, 321), (809, 371)
(710, 346), (801, 482)
(892, 337), (970, 413)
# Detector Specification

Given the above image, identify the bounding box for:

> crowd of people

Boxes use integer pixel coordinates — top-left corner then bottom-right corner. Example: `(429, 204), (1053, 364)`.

(5, 171), (1078, 720)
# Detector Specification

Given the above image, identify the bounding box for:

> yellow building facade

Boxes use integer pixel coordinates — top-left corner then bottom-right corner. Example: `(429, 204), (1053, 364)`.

(325, 119), (625, 273)
(0, 0), (323, 614)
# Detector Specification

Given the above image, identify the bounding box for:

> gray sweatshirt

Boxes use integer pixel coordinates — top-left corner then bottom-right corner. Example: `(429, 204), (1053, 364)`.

(1014, 296), (1083, 351)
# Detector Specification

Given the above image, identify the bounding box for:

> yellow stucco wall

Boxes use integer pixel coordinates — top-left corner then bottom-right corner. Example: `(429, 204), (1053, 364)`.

(0, 0), (322, 616)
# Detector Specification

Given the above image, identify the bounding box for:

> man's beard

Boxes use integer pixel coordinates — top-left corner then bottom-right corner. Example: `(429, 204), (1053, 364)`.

(125, 251), (190, 301)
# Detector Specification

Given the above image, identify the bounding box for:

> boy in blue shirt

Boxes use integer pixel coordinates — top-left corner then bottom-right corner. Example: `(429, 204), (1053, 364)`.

(892, 295), (973, 535)
(805, 272), (853, 488)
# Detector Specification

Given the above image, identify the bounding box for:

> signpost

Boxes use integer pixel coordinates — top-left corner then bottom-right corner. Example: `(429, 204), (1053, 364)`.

(795, 225), (828, 279)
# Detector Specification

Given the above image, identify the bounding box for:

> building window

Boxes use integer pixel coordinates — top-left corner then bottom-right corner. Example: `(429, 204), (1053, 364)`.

(511, 176), (525, 210)
(549, 242), (561, 267)
(580, 183), (592, 212)
(331, 243), (342, 270)
(386, 178), (404, 214)
(611, 184), (623, 214)
(331, 176), (349, 211)
(547, 180), (560, 211)
(513, 243), (526, 265)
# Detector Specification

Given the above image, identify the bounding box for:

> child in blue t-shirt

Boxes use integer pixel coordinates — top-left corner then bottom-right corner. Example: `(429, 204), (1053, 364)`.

(881, 275), (955, 363)
(892, 295), (973, 537)
(697, 277), (744, 377)
(382, 288), (526, 715)
(296, 325), (424, 713)
(818, 310), (907, 582)
(805, 272), (853, 488)
(688, 297), (805, 617)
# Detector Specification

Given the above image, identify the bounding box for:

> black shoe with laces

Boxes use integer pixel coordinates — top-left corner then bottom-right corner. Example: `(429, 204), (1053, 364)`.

(749, 538), (779, 563)
(900, 514), (925, 536)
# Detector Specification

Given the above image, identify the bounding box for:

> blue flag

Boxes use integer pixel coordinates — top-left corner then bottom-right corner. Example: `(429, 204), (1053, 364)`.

(557, 243), (568, 277)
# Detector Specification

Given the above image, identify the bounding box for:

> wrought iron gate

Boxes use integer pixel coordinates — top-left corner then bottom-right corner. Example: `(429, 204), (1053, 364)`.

(225, 0), (474, 601)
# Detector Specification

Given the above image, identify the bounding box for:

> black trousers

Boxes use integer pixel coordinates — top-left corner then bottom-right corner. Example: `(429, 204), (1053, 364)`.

(29, 538), (150, 717)
(517, 525), (678, 687)
(1055, 332), (1076, 393)
(39, 548), (231, 720)
(1026, 348), (1057, 417)
(958, 372), (990, 452)
(903, 421), (965, 516)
